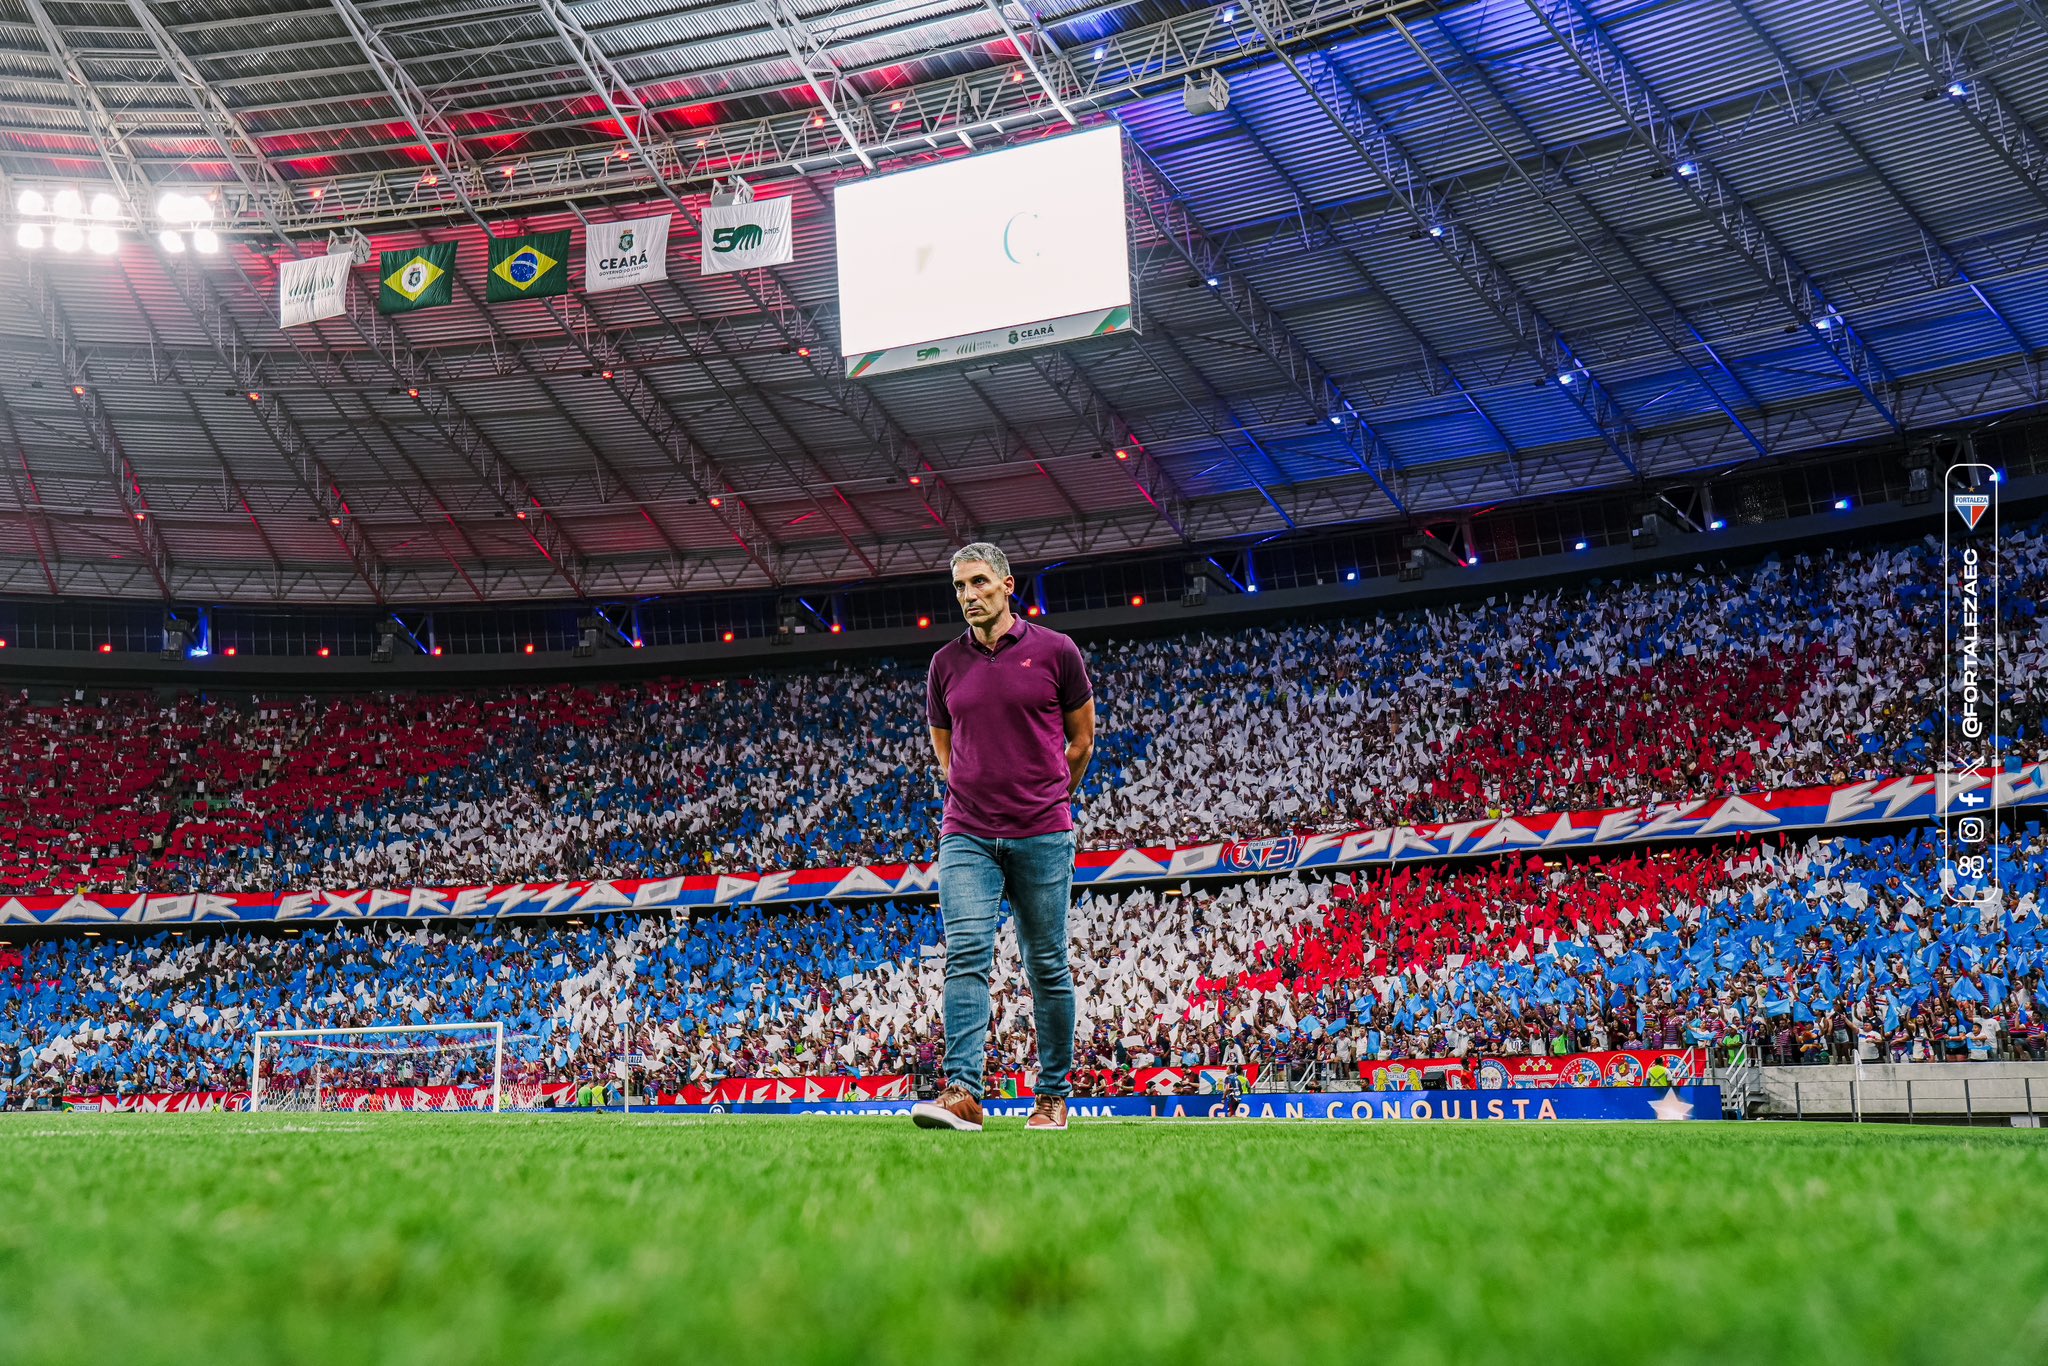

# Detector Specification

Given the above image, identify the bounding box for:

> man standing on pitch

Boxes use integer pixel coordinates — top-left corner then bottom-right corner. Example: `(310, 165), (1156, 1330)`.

(912, 542), (1095, 1132)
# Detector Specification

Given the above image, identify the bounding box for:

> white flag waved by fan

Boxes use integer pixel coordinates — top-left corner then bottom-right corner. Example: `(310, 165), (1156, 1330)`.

(700, 197), (793, 275)
(584, 212), (671, 294)
(278, 251), (352, 328)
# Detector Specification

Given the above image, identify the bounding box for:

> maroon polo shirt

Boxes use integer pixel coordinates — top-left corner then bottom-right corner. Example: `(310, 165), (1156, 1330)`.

(926, 615), (1092, 839)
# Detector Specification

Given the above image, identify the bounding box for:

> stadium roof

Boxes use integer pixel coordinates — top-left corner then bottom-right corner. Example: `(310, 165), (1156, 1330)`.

(0, 0), (2043, 605)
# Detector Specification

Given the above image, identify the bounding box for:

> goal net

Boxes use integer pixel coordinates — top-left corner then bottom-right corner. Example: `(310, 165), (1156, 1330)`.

(251, 1022), (505, 1113)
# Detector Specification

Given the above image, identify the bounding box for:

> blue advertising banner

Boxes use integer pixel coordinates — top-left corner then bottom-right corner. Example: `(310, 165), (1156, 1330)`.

(621, 1086), (1721, 1122)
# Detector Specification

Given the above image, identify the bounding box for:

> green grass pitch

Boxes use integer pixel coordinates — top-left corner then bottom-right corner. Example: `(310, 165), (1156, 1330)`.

(2, 1114), (2044, 1365)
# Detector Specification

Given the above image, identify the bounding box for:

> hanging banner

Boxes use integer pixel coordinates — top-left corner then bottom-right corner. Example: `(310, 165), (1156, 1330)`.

(486, 230), (570, 302)
(700, 197), (794, 275)
(377, 243), (456, 313)
(3, 766), (2042, 926)
(584, 212), (671, 294)
(278, 251), (352, 329)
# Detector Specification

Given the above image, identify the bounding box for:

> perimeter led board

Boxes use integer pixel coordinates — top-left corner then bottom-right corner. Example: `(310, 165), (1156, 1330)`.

(836, 125), (1134, 377)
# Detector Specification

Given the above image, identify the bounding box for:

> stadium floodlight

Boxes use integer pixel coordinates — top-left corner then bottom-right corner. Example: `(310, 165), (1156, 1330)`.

(159, 229), (184, 253)
(251, 1022), (506, 1113)
(50, 188), (81, 218)
(51, 221), (82, 252)
(16, 188), (44, 216)
(16, 223), (42, 250)
(191, 228), (220, 254)
(86, 225), (117, 255)
(89, 192), (119, 221)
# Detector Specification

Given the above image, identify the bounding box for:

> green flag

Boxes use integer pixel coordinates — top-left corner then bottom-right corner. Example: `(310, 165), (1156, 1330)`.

(487, 230), (570, 302)
(378, 243), (456, 314)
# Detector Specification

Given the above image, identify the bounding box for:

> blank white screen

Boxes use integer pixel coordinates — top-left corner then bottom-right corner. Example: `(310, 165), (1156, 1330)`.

(834, 126), (1131, 356)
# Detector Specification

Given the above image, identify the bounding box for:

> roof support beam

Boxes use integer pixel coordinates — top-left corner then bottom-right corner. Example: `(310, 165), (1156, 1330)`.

(1519, 0), (1904, 434)
(1724, 0), (2038, 399)
(1245, 0), (1642, 482)
(1215, 97), (1533, 489)
(17, 263), (175, 598)
(111, 268), (292, 594)
(330, 0), (740, 589)
(1119, 124), (1410, 516)
(1856, 0), (2048, 213)
(529, 0), (983, 550)
(760, 0), (877, 171)
(0, 385), (62, 596)
(1405, 17), (1773, 457)
(1131, 330), (1299, 530)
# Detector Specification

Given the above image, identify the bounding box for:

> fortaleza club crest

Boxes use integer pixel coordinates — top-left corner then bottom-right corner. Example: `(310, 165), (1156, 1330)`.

(1954, 491), (1990, 530)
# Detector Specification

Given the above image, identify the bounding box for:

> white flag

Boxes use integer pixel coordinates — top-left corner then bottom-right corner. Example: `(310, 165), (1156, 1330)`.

(700, 197), (793, 275)
(584, 212), (671, 294)
(278, 252), (352, 329)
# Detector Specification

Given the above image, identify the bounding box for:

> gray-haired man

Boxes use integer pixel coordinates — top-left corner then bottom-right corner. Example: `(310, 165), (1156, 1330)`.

(912, 543), (1095, 1132)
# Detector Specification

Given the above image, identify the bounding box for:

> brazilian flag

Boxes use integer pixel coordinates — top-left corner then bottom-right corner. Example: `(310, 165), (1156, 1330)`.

(378, 243), (456, 314)
(487, 230), (570, 303)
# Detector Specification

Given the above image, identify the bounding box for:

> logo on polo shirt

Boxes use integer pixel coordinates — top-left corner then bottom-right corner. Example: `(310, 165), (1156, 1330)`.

(1022, 658), (1033, 667)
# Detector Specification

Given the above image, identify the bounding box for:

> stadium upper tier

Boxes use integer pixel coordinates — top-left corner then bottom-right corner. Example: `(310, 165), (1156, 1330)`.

(4, 827), (2042, 1102)
(3, 525), (2045, 898)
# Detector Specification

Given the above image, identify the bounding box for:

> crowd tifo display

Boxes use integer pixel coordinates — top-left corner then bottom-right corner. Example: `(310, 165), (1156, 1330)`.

(3, 526), (2047, 900)
(5, 826), (2045, 1107)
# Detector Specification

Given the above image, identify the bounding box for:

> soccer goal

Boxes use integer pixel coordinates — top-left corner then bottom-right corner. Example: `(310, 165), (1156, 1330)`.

(250, 1022), (504, 1113)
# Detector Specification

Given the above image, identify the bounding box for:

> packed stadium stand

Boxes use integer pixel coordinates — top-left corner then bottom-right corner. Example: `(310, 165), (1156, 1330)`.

(5, 523), (2046, 899)
(5, 824), (2043, 1105)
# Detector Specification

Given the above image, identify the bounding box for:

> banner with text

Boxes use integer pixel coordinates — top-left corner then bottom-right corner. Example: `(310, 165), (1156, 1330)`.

(6, 766), (2041, 927)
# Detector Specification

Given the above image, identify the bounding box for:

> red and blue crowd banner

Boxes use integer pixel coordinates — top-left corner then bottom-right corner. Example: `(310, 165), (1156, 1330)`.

(9, 765), (2041, 927)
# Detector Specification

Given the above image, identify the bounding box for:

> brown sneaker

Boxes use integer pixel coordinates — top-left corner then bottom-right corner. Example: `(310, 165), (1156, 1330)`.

(1026, 1096), (1068, 1131)
(910, 1083), (985, 1131)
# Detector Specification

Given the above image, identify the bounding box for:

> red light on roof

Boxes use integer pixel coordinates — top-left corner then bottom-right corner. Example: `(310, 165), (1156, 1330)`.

(515, 510), (528, 520)
(98, 643), (112, 654)
(600, 369), (615, 380)
(1114, 449), (1129, 460)
(0, 638), (8, 648)
(134, 512), (147, 521)
(812, 116), (826, 127)
(908, 474), (922, 485)
(1011, 71), (1025, 82)
(522, 643), (535, 655)
(501, 166), (516, 178)
(72, 384), (85, 396)
(721, 631), (735, 643)
(317, 646), (330, 658)
(889, 100), (904, 111)
(615, 148), (630, 160)
(421, 173), (439, 186)
(829, 623), (842, 635)
(1026, 605), (1040, 618)
(406, 387), (420, 399)
(330, 516), (342, 525)
(431, 646), (443, 657)
(309, 187), (324, 200)
(1130, 594), (1144, 607)
(223, 646), (236, 657)
(916, 616), (931, 629)
(247, 391), (261, 402)
(795, 346), (811, 358)
(708, 496), (723, 508)
(630, 639), (643, 649)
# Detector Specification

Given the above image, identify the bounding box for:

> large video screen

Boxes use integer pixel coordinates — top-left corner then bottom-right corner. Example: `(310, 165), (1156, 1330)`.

(835, 125), (1132, 376)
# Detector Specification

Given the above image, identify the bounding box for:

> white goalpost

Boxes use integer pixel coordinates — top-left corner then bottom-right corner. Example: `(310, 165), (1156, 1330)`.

(250, 1022), (505, 1113)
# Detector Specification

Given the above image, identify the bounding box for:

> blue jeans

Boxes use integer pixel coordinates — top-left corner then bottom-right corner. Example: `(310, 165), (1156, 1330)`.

(937, 830), (1077, 1099)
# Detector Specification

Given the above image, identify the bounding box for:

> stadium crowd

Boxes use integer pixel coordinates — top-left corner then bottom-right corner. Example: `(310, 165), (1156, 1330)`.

(5, 824), (2042, 1106)
(1, 524), (2045, 898)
